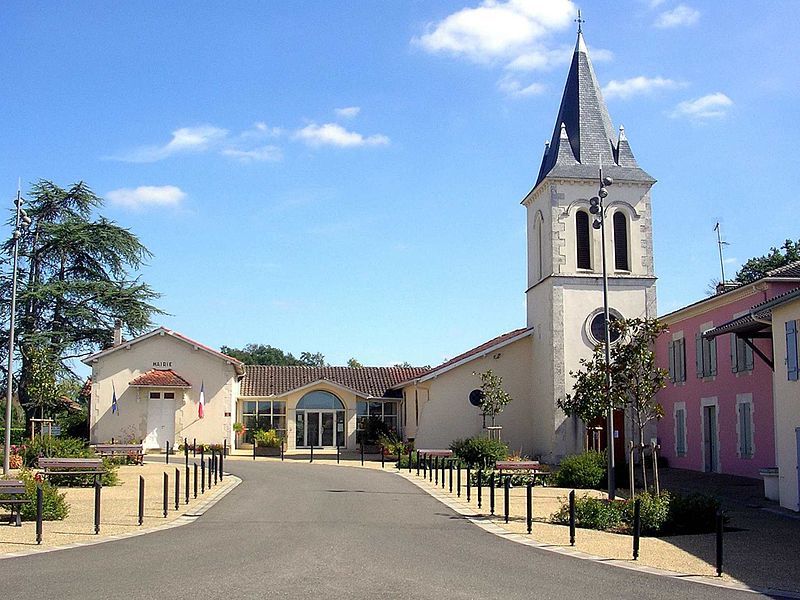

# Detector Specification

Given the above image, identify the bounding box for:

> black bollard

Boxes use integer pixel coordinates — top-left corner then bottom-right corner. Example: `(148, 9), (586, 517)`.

(422, 454), (427, 478)
(380, 446), (384, 469)
(490, 473), (495, 515)
(434, 457), (439, 485)
(111, 437), (115, 445)
(163, 472), (168, 518)
(417, 451), (421, 477)
(194, 463), (198, 498)
(633, 499), (641, 560)
(193, 438), (196, 457)
(466, 466), (471, 503)
(185, 466), (190, 504)
(175, 468), (180, 511)
(36, 486), (43, 544)
(428, 457), (433, 482)
(94, 481), (101, 534)
(409, 447), (413, 473)
(716, 512), (724, 577)
(201, 446), (205, 467)
(447, 460), (453, 494)
(201, 460), (206, 494)
(442, 459), (447, 489)
(337, 444), (340, 464)
(477, 470), (483, 509)
(207, 457), (212, 489)
(184, 438), (189, 467)
(457, 463), (461, 497)
(504, 476), (510, 523)
(138, 476), (145, 525)
(219, 448), (224, 480)
(397, 447), (401, 471)
(213, 453), (218, 485)
(526, 482), (532, 534)
(360, 441), (364, 466)
(165, 440), (170, 464)
(253, 441), (256, 461)
(310, 443), (314, 464)
(569, 490), (576, 546)
(223, 438), (227, 457)
(281, 439), (285, 461)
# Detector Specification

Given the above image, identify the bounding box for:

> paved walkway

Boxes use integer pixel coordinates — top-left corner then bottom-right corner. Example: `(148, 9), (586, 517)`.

(0, 459), (778, 600)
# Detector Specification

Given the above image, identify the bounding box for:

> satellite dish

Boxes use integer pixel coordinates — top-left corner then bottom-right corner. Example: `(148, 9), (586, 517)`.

(469, 389), (484, 407)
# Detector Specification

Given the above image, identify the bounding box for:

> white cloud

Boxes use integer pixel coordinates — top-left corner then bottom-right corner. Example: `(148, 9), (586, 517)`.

(671, 92), (733, 120)
(222, 145), (283, 162)
(243, 122), (283, 138)
(107, 185), (186, 210)
(655, 4), (700, 28)
(414, 0), (575, 63)
(498, 75), (547, 97)
(294, 123), (390, 148)
(112, 125), (229, 162)
(603, 76), (686, 100)
(334, 106), (361, 119)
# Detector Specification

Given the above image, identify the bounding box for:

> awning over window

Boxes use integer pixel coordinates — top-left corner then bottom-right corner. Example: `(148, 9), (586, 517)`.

(129, 369), (191, 388)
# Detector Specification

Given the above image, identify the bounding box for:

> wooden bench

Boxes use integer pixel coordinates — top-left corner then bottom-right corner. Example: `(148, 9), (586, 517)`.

(417, 449), (453, 458)
(0, 480), (29, 526)
(93, 444), (144, 465)
(495, 460), (549, 484)
(38, 458), (105, 484)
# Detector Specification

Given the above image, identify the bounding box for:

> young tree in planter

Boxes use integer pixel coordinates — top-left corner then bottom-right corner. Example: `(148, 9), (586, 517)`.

(474, 369), (513, 430)
(558, 318), (668, 491)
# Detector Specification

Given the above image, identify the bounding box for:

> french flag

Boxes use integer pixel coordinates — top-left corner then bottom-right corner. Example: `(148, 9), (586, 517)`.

(198, 381), (205, 419)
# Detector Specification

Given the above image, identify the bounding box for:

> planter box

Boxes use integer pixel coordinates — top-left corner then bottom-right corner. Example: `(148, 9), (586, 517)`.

(254, 446), (281, 457)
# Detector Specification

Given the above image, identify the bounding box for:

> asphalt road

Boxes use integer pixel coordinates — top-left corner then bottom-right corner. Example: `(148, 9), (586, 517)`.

(0, 461), (774, 599)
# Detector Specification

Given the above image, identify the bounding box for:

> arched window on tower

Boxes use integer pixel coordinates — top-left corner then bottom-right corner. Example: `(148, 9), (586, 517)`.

(534, 211), (544, 281)
(576, 210), (591, 270)
(613, 211), (629, 271)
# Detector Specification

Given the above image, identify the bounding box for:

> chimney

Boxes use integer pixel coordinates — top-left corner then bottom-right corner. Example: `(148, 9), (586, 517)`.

(113, 319), (123, 346)
(715, 281), (738, 295)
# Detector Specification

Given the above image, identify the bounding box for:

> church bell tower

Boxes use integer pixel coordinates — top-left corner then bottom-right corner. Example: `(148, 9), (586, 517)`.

(522, 28), (658, 461)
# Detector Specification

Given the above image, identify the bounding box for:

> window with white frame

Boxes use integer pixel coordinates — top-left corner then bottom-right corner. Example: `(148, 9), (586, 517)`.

(730, 334), (754, 373)
(696, 331), (717, 378)
(240, 400), (286, 444)
(668, 336), (686, 383)
(736, 395), (754, 458)
(356, 400), (398, 442)
(674, 403), (687, 457)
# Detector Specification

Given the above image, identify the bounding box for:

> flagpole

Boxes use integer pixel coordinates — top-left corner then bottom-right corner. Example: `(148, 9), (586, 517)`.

(714, 222), (727, 285)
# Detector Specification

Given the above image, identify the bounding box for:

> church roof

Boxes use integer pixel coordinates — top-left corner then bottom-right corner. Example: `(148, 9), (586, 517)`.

(534, 32), (654, 187)
(240, 365), (429, 398)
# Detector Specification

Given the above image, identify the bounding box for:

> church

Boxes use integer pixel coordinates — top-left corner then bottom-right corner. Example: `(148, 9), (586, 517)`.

(85, 29), (657, 463)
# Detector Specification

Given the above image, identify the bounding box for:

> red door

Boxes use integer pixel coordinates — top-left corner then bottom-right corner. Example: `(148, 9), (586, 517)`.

(587, 410), (625, 465)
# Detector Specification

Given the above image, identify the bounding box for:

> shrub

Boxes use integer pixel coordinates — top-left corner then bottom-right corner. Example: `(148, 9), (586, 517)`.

(0, 469), (70, 521)
(622, 491), (671, 535)
(450, 437), (508, 469)
(357, 417), (390, 445)
(253, 429), (283, 448)
(663, 492), (721, 535)
(554, 450), (606, 489)
(551, 495), (624, 531)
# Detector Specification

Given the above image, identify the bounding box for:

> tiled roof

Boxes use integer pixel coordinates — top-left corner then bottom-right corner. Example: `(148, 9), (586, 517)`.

(405, 327), (533, 384)
(130, 369), (192, 388)
(704, 286), (800, 338)
(240, 365), (429, 398)
(767, 260), (800, 278)
(535, 32), (653, 187)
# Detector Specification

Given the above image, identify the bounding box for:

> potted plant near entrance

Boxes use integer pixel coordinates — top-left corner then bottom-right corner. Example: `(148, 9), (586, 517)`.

(253, 428), (282, 457)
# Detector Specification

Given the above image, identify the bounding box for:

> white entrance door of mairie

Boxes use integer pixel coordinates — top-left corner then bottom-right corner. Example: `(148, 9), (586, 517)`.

(145, 391), (176, 451)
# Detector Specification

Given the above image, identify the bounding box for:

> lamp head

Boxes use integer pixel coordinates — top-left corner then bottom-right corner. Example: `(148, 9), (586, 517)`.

(598, 187), (608, 198)
(602, 176), (614, 187)
(592, 219), (602, 230)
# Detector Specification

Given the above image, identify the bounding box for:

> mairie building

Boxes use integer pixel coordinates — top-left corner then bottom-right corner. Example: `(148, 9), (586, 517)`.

(85, 29), (658, 464)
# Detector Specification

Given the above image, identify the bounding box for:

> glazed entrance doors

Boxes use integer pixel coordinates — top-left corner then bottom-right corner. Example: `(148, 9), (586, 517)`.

(303, 411), (338, 447)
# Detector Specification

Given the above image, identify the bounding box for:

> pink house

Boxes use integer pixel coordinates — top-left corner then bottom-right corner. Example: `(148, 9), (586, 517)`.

(655, 262), (800, 479)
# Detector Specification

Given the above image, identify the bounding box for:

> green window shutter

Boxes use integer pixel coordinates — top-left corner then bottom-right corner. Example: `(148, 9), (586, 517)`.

(668, 340), (675, 382)
(787, 320), (799, 381)
(695, 332), (703, 378)
(710, 337), (717, 375)
(678, 339), (686, 382)
(744, 342), (754, 371)
(730, 334), (738, 373)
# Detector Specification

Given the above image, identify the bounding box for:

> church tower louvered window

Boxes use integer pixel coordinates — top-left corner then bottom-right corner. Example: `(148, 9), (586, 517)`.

(613, 212), (629, 271)
(576, 211), (591, 270)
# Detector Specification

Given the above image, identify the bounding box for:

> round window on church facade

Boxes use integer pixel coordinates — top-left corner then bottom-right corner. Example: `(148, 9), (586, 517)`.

(587, 310), (622, 346)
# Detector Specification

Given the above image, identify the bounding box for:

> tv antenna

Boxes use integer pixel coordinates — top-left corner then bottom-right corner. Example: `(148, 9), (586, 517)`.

(714, 222), (730, 284)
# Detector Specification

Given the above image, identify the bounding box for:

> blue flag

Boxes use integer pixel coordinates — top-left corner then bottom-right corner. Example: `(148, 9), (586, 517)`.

(111, 382), (118, 415)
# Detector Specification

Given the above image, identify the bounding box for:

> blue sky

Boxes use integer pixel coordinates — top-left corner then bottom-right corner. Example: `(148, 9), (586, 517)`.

(1, 1), (797, 369)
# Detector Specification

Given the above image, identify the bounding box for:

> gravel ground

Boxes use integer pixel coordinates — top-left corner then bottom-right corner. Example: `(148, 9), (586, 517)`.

(0, 458), (235, 555)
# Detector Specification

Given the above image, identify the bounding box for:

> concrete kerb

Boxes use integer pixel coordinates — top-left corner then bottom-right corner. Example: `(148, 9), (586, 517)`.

(0, 473), (241, 561)
(393, 471), (800, 599)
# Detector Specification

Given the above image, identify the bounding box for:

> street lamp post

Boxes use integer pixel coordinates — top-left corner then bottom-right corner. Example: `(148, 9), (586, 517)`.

(590, 169), (616, 500)
(3, 189), (31, 475)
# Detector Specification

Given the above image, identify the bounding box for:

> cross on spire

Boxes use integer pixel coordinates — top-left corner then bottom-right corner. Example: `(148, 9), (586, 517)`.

(575, 9), (584, 34)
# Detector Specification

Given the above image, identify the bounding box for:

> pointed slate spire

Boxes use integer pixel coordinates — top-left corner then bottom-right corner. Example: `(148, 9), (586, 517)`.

(615, 125), (639, 168)
(534, 31), (653, 186)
